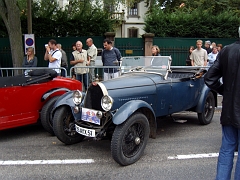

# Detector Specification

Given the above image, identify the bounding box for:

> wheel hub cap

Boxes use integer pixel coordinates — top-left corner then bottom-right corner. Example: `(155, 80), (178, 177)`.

(135, 137), (140, 145)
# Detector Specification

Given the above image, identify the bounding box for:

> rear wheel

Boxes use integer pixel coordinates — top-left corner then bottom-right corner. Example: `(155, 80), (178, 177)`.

(111, 113), (150, 166)
(53, 106), (84, 145)
(198, 92), (215, 125)
(41, 96), (59, 135)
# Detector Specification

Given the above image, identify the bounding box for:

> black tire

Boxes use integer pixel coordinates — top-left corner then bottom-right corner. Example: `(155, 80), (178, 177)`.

(111, 113), (150, 166)
(40, 96), (59, 135)
(53, 106), (84, 145)
(198, 92), (215, 125)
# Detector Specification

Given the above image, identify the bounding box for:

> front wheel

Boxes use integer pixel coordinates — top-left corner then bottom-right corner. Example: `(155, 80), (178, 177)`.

(198, 92), (215, 125)
(111, 113), (150, 166)
(53, 106), (84, 145)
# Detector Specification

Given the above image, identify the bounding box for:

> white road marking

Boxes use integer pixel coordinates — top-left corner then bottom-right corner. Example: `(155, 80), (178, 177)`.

(168, 152), (238, 160)
(0, 159), (94, 166)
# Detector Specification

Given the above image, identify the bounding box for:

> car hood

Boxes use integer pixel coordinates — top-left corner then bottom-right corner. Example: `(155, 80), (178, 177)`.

(101, 72), (163, 90)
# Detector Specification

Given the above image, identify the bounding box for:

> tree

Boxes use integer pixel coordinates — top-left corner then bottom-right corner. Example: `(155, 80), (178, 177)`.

(0, 0), (23, 68)
(143, 0), (240, 14)
(144, 1), (240, 38)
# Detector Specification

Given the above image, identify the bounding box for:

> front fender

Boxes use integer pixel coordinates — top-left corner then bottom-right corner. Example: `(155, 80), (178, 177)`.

(52, 91), (85, 120)
(113, 100), (155, 125)
(41, 87), (71, 101)
(113, 100), (157, 138)
(52, 91), (75, 111)
(195, 85), (217, 113)
(52, 91), (86, 110)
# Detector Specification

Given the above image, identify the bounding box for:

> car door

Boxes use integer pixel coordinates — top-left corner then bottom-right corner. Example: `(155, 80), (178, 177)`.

(169, 77), (201, 114)
(0, 85), (44, 130)
(154, 80), (172, 117)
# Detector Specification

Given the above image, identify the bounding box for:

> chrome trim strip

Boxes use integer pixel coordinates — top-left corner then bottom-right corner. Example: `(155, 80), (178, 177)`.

(97, 82), (108, 96)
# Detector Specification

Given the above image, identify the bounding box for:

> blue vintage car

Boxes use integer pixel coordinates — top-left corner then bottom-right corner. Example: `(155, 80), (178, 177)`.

(52, 56), (217, 166)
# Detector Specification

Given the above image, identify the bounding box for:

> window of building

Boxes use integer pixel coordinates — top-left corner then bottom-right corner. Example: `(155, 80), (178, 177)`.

(104, 1), (115, 13)
(128, 3), (138, 16)
(128, 27), (138, 38)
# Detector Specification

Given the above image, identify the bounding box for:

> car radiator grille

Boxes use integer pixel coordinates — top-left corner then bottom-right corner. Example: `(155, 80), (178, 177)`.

(84, 84), (104, 111)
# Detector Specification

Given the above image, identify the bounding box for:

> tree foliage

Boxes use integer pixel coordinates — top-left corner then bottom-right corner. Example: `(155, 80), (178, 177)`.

(144, 0), (240, 13)
(144, 0), (240, 38)
(2, 0), (139, 38)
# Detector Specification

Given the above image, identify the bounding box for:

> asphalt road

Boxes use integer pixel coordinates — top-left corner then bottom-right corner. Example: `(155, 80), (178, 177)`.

(0, 111), (238, 180)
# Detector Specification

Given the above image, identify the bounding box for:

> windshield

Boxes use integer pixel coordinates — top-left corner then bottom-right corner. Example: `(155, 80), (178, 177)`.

(121, 56), (172, 76)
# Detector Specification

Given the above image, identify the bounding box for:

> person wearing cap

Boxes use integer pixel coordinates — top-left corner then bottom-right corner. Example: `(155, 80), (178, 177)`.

(204, 27), (240, 180)
(204, 40), (212, 54)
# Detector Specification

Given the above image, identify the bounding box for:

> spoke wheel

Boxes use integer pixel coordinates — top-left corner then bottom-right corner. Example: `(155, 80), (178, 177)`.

(198, 92), (215, 125)
(53, 106), (84, 145)
(111, 113), (150, 166)
(122, 123), (145, 158)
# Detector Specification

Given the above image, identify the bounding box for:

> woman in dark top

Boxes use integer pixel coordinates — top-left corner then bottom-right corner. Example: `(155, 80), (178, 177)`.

(22, 47), (38, 67)
(186, 46), (194, 66)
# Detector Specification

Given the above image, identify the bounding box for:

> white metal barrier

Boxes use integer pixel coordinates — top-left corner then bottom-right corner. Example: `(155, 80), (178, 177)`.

(0, 56), (213, 93)
(0, 67), (67, 77)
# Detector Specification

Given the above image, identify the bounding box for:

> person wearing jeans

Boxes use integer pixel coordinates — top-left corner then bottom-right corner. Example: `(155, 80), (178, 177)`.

(76, 73), (88, 91)
(101, 39), (122, 81)
(204, 26), (240, 180)
(216, 125), (240, 180)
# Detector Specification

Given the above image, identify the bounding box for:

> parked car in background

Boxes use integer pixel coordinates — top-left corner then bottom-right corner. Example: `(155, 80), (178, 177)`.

(0, 69), (82, 135)
(52, 56), (217, 166)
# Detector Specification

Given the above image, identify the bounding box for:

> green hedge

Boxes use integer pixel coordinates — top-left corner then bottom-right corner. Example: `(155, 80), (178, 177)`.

(144, 9), (240, 38)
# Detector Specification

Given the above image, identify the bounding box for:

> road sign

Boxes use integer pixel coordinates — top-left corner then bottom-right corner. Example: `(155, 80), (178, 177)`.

(24, 34), (35, 54)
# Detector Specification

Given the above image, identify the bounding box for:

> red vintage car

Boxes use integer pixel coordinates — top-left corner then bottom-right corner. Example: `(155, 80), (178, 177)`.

(0, 69), (81, 134)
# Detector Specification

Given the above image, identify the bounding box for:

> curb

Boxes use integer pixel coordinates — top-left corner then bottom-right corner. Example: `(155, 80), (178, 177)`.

(215, 106), (222, 112)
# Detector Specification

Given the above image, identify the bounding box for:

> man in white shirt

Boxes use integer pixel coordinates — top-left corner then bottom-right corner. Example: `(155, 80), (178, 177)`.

(44, 39), (62, 75)
(190, 39), (208, 66)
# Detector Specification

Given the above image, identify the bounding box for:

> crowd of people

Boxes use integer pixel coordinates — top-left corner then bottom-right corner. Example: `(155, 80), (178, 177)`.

(185, 40), (223, 67)
(23, 38), (122, 91)
(21, 38), (224, 88)
(150, 40), (222, 68)
(22, 37), (223, 83)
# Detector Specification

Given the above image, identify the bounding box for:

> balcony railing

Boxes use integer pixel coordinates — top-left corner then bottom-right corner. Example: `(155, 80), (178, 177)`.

(109, 11), (125, 21)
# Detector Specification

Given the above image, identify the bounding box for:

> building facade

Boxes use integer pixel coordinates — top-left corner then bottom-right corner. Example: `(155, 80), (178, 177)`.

(57, 0), (148, 38)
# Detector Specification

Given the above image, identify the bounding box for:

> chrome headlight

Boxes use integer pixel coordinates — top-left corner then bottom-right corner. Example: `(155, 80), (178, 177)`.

(101, 95), (113, 111)
(72, 90), (82, 105)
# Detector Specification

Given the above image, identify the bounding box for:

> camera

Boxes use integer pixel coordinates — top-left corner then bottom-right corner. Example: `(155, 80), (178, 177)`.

(45, 44), (48, 47)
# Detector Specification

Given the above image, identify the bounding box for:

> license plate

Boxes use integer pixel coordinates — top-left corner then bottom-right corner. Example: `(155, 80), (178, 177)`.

(81, 108), (100, 125)
(75, 124), (95, 137)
